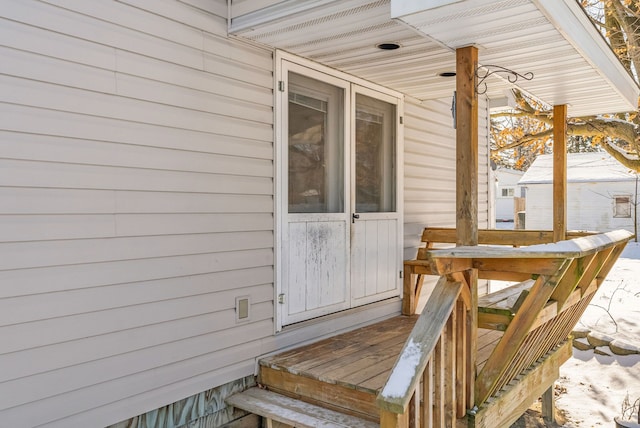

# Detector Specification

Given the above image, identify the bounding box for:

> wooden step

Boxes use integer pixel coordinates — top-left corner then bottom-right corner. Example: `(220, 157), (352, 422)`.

(226, 387), (379, 428)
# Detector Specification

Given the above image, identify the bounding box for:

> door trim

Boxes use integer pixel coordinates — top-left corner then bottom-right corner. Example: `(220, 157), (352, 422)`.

(274, 50), (403, 332)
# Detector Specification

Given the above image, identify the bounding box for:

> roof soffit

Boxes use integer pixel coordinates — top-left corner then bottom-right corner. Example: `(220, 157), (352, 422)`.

(230, 0), (639, 116)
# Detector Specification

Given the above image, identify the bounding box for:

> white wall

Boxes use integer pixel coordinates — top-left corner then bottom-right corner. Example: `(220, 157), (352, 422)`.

(0, 1), (276, 426)
(524, 181), (638, 233)
(231, 0), (284, 18)
(0, 1), (495, 425)
(495, 169), (524, 221)
(403, 96), (491, 301)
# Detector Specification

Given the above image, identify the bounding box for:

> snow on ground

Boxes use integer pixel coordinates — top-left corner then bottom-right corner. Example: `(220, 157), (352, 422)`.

(556, 241), (640, 427)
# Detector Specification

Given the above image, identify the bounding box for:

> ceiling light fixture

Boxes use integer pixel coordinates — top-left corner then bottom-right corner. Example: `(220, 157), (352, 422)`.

(376, 42), (400, 50)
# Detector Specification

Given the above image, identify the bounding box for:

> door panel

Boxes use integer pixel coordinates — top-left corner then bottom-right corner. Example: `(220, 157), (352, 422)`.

(279, 57), (402, 328)
(281, 62), (350, 326)
(286, 220), (348, 323)
(350, 88), (401, 307)
(351, 218), (399, 305)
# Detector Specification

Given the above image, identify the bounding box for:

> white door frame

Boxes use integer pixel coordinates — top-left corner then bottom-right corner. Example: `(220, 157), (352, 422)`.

(274, 51), (403, 332)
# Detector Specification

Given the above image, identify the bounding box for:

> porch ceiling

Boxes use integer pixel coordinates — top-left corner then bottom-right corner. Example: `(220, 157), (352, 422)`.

(229, 0), (638, 117)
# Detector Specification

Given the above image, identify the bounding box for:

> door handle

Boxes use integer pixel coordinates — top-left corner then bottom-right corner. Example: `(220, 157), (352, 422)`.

(352, 213), (360, 223)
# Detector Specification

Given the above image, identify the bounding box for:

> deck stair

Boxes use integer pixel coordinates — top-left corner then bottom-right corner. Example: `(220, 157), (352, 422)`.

(256, 315), (419, 423)
(226, 229), (633, 428)
(226, 387), (378, 428)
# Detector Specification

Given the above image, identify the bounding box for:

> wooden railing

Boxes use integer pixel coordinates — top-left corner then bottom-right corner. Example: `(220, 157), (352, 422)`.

(377, 275), (473, 427)
(378, 228), (633, 428)
(419, 227), (596, 248)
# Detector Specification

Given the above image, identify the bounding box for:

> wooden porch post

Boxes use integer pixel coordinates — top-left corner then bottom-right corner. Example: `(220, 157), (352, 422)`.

(553, 105), (568, 242)
(456, 46), (479, 247)
(456, 46), (479, 417)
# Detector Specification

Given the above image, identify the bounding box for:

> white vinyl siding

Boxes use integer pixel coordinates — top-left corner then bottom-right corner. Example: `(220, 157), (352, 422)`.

(0, 1), (275, 427)
(403, 96), (491, 300)
(403, 97), (457, 259)
(525, 181), (638, 233)
(231, 0), (284, 19)
(403, 96), (491, 258)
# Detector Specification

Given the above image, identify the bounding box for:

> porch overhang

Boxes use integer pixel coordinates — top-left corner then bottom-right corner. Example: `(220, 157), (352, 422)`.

(229, 0), (638, 117)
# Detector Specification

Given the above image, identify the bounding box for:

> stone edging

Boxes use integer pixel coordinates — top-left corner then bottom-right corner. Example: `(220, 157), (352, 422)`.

(572, 326), (640, 356)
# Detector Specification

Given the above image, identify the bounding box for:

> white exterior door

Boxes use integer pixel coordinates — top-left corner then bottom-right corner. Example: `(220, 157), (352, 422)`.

(278, 55), (402, 328)
(350, 87), (402, 307)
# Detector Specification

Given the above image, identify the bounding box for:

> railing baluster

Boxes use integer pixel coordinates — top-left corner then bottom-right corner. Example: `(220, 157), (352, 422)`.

(433, 335), (444, 428)
(444, 308), (456, 426)
(423, 355), (433, 428)
(456, 299), (467, 418)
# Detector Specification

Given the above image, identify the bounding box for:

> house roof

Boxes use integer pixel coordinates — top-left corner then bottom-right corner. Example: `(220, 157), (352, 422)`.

(230, 0), (639, 117)
(519, 152), (638, 184)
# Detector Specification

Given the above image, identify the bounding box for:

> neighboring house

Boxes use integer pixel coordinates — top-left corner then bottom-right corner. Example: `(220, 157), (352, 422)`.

(494, 167), (525, 222)
(0, 1), (637, 427)
(520, 152), (639, 234)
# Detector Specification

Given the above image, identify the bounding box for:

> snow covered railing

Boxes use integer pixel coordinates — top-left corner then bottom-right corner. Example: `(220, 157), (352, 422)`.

(377, 276), (472, 427)
(386, 229), (633, 427)
(418, 227), (597, 249)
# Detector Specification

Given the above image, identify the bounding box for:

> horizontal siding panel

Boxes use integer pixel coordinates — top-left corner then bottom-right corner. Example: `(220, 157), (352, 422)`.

(0, 188), (273, 215)
(115, 192), (274, 214)
(115, 73), (273, 124)
(231, 0), (283, 18)
(0, 213), (273, 242)
(0, 284), (273, 366)
(179, 0), (227, 19)
(0, 159), (273, 194)
(3, 0), (205, 68)
(0, 302), (272, 384)
(116, 50), (273, 105)
(0, 253), (274, 300)
(1, 105), (273, 159)
(41, 0), (211, 47)
(115, 213), (273, 236)
(1, 323), (271, 427)
(203, 33), (273, 71)
(1, 266), (274, 348)
(0, 214), (116, 242)
(1, 284), (273, 357)
(0, 132), (273, 177)
(0, 232), (273, 271)
(0, 76), (273, 141)
(114, 0), (227, 36)
(404, 160), (456, 177)
(45, 358), (258, 428)
(202, 52), (274, 88)
(0, 17), (117, 69)
(0, 45), (117, 93)
(0, 278), (273, 333)
(0, 188), (115, 214)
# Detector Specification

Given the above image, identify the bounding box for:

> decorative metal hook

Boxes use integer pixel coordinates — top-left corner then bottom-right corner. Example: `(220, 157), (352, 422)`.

(475, 65), (534, 95)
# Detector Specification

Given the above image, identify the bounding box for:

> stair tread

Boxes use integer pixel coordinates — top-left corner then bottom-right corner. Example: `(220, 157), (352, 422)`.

(226, 387), (378, 428)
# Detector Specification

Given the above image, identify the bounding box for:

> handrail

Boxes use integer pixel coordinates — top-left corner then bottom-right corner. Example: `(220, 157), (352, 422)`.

(377, 277), (464, 421)
(424, 229), (634, 260)
(395, 229), (633, 426)
(421, 227), (597, 248)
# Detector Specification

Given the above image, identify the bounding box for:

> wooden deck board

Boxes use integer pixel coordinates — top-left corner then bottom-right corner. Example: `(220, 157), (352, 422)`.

(261, 316), (411, 372)
(260, 317), (504, 395)
(262, 316), (417, 389)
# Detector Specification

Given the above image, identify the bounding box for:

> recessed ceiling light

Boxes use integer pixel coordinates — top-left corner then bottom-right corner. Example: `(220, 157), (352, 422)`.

(438, 72), (456, 77)
(377, 42), (400, 50)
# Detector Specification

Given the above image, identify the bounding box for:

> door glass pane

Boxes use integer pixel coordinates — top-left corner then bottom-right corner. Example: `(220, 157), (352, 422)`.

(288, 72), (344, 213)
(355, 93), (396, 213)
